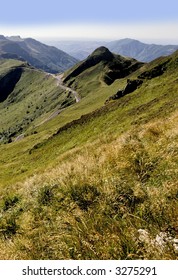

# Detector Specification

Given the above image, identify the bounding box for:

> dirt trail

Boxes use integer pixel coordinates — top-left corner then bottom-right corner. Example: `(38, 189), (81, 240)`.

(51, 74), (81, 103)
(33, 73), (81, 127)
(13, 74), (81, 141)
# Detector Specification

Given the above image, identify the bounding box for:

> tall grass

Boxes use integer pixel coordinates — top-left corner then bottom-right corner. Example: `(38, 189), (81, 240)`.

(0, 112), (177, 259)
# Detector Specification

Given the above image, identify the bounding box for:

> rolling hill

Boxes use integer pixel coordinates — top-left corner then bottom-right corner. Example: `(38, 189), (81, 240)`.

(0, 35), (78, 73)
(0, 47), (177, 260)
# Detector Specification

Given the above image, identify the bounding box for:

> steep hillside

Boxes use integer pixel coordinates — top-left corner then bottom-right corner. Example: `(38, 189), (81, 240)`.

(0, 35), (78, 73)
(0, 59), (76, 143)
(63, 46), (143, 97)
(0, 50), (177, 260)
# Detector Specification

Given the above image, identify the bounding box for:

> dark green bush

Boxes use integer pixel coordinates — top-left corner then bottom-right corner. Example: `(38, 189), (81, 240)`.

(70, 184), (100, 211)
(37, 185), (54, 206)
(0, 216), (19, 238)
(2, 195), (19, 211)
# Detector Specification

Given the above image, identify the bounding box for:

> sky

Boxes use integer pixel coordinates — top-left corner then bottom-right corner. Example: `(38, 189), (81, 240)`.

(1, 0), (178, 44)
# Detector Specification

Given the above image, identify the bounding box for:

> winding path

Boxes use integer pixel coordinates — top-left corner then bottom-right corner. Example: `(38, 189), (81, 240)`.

(51, 73), (81, 103)
(14, 73), (81, 141)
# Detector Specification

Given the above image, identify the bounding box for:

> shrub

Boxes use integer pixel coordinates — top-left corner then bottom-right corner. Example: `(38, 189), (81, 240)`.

(70, 184), (100, 211)
(131, 151), (156, 183)
(0, 216), (19, 238)
(2, 195), (19, 211)
(37, 185), (54, 206)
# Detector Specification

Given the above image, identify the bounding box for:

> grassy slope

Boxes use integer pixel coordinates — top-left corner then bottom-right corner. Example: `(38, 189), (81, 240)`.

(0, 59), (76, 142)
(0, 52), (177, 259)
(0, 71), (127, 185)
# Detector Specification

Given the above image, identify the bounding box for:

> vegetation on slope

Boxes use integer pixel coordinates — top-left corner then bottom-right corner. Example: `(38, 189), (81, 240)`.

(0, 49), (177, 259)
(0, 59), (76, 143)
(64, 46), (143, 88)
(0, 111), (177, 259)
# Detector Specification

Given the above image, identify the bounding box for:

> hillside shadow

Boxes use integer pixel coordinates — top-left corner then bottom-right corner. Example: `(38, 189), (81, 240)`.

(0, 67), (23, 102)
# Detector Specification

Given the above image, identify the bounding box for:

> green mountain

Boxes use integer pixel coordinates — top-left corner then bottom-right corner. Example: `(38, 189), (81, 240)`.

(0, 59), (76, 143)
(63, 46), (143, 91)
(0, 35), (78, 73)
(0, 48), (177, 260)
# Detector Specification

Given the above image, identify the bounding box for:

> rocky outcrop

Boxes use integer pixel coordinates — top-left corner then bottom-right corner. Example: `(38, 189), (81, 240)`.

(138, 60), (170, 79)
(103, 62), (143, 85)
(106, 78), (143, 102)
(124, 79), (143, 94)
(138, 229), (178, 254)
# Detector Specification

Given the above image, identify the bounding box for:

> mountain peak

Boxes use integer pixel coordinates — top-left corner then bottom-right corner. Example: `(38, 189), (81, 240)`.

(64, 46), (143, 85)
(89, 46), (113, 61)
(63, 46), (115, 83)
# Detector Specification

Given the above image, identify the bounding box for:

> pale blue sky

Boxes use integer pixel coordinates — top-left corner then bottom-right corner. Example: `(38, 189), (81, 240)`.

(1, 0), (178, 43)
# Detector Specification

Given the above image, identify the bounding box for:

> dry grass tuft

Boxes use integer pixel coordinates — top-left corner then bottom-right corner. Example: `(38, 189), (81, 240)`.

(0, 112), (177, 259)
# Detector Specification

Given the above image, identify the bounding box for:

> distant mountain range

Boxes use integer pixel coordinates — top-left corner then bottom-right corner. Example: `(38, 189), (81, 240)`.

(46, 38), (178, 62)
(0, 35), (78, 73)
(44, 40), (106, 60)
(106, 38), (178, 62)
(1, 35), (177, 73)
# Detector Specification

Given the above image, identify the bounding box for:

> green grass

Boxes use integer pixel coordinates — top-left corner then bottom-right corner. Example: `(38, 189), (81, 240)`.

(0, 111), (177, 259)
(0, 52), (177, 259)
(0, 53), (177, 185)
(0, 59), (26, 74)
(0, 61), (76, 142)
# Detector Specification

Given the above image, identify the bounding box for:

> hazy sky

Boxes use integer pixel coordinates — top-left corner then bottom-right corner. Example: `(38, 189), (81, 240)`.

(1, 0), (178, 43)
